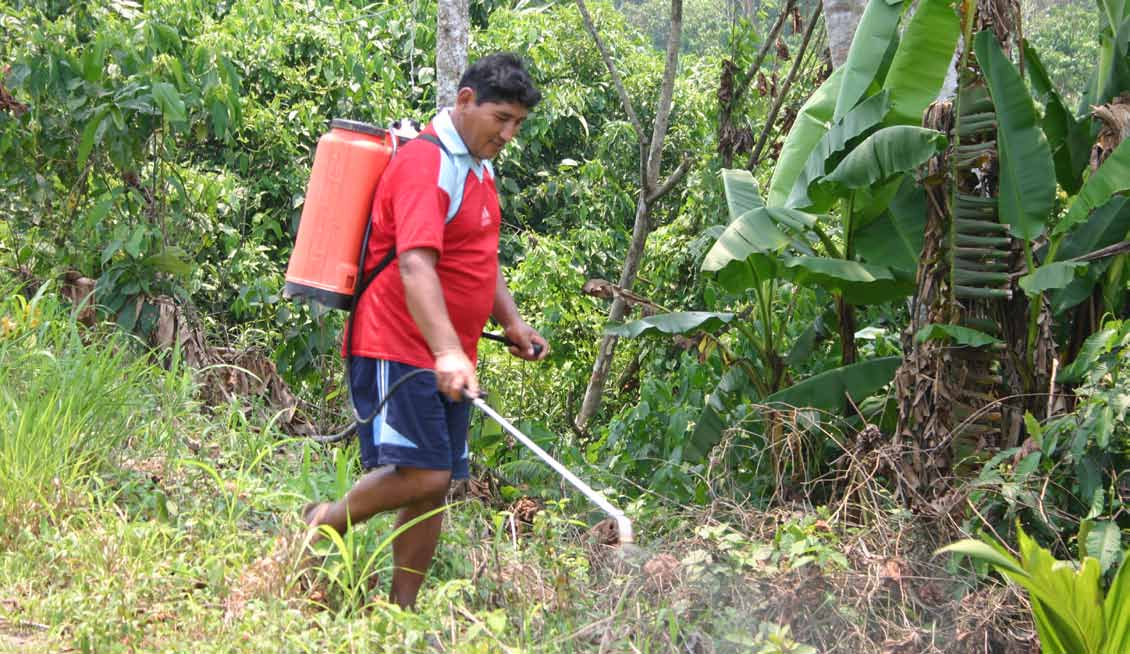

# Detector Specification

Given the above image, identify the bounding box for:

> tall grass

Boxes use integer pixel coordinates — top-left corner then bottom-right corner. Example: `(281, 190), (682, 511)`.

(0, 282), (187, 522)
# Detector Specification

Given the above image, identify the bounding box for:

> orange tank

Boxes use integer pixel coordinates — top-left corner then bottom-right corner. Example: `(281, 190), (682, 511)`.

(284, 119), (394, 309)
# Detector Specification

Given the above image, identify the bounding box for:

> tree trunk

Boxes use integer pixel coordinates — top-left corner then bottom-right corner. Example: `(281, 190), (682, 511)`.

(894, 0), (1053, 504)
(436, 0), (470, 109)
(577, 198), (651, 425)
(574, 0), (691, 430)
(822, 0), (864, 69)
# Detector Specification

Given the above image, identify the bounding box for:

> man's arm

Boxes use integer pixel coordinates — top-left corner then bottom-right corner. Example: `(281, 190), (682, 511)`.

(492, 268), (548, 360)
(400, 247), (479, 399)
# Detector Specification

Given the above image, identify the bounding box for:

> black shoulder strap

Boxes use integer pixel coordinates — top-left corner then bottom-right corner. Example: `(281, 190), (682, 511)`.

(354, 132), (452, 302)
(415, 132), (450, 155)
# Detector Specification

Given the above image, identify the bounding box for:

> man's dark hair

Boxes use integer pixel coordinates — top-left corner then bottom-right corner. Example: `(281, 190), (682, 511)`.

(458, 53), (541, 109)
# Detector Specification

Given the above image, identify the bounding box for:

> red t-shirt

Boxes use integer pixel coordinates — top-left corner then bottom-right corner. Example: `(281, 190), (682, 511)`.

(346, 114), (501, 368)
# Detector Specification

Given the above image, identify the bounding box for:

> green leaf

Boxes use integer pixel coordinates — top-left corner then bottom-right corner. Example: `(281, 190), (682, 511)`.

(605, 312), (735, 338)
(1049, 198), (1130, 313)
(152, 82), (187, 123)
(1084, 521), (1122, 575)
(787, 91), (891, 209)
(815, 126), (945, 195)
(124, 225), (146, 258)
(1057, 139), (1130, 236)
(914, 323), (1003, 347)
(974, 31), (1056, 240)
(210, 99), (229, 139)
(765, 356), (900, 413)
(783, 256), (911, 304)
(936, 539), (1028, 578)
(1055, 198), (1130, 262)
(1018, 261), (1088, 296)
(1013, 529), (1105, 654)
(767, 68), (844, 207)
(1023, 42), (1089, 193)
(787, 307), (837, 366)
(881, 0), (961, 126)
(721, 169), (764, 222)
(833, 0), (906, 122)
(686, 368), (746, 462)
(1059, 325), (1120, 383)
(700, 205), (818, 275)
(143, 247), (193, 278)
(853, 176), (926, 274)
(1104, 556), (1130, 654)
(77, 108), (109, 168)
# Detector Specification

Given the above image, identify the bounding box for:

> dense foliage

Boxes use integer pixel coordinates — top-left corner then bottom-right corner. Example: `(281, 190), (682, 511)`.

(3, 0), (1129, 650)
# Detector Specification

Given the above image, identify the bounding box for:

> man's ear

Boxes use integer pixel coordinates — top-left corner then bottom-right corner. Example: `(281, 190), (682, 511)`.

(454, 87), (476, 108)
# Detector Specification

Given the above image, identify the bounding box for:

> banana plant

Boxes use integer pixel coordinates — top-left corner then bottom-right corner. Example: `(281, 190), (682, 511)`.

(641, 0), (962, 462)
(710, 0), (958, 367)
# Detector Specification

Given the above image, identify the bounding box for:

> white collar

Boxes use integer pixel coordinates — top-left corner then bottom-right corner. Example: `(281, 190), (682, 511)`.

(432, 108), (470, 157)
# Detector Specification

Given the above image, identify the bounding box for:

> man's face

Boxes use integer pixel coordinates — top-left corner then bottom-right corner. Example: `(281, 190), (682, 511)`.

(452, 88), (529, 161)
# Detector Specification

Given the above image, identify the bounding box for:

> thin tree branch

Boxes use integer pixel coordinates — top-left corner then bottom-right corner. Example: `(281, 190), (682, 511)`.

(755, 17), (827, 158)
(732, 0), (796, 110)
(1072, 240), (1130, 263)
(645, 0), (684, 190)
(575, 0), (646, 149)
(748, 0), (822, 167)
(646, 153), (694, 204)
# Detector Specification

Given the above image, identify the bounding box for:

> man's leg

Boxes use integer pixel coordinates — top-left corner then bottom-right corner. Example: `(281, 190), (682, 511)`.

(389, 496), (447, 609)
(305, 465), (450, 535)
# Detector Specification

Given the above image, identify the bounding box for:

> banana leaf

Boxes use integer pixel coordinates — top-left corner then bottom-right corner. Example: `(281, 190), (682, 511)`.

(974, 31), (1056, 240)
(721, 168), (764, 222)
(1056, 139), (1130, 236)
(853, 176), (926, 274)
(1085, 0), (1130, 109)
(814, 125), (945, 196)
(1023, 42), (1090, 193)
(703, 206), (821, 292)
(833, 0), (905, 122)
(787, 306), (837, 366)
(686, 367), (748, 462)
(764, 356), (901, 413)
(1019, 261), (1088, 296)
(914, 323), (1002, 347)
(781, 256), (910, 304)
(767, 68), (844, 207)
(881, 0), (960, 126)
(1050, 197), (1130, 312)
(604, 311), (736, 338)
(787, 90), (891, 210)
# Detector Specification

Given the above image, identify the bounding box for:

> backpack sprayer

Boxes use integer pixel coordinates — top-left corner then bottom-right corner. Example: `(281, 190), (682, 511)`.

(283, 118), (637, 549)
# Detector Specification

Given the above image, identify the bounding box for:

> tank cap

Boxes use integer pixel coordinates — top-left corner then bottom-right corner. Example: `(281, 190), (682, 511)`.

(330, 119), (386, 137)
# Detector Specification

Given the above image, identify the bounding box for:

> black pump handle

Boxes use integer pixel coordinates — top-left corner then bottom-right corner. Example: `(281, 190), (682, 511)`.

(480, 331), (544, 357)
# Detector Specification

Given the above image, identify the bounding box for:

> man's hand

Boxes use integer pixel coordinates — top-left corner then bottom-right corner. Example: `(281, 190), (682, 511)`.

(433, 349), (479, 401)
(503, 320), (549, 361)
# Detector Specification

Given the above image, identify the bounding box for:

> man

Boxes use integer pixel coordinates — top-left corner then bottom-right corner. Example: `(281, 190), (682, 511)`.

(302, 54), (548, 610)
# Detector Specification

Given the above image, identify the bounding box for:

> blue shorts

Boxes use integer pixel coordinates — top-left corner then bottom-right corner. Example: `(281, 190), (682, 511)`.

(350, 357), (471, 480)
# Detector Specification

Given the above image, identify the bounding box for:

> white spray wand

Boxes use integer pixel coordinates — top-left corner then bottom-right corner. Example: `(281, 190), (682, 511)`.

(468, 395), (634, 545)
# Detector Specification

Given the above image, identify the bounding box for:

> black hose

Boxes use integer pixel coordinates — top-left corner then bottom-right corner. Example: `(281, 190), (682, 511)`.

(310, 336), (540, 444)
(309, 367), (434, 444)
